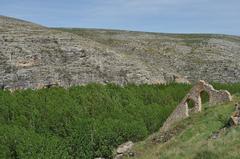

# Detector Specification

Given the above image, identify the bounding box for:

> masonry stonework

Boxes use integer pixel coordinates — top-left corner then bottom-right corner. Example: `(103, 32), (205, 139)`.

(161, 80), (232, 132)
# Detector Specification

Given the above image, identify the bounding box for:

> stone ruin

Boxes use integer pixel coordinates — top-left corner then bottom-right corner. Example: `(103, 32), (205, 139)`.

(229, 103), (240, 126)
(114, 141), (134, 159)
(161, 80), (232, 132)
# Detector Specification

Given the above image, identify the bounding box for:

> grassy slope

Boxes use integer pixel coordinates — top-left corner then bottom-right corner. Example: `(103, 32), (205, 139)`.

(124, 96), (240, 159)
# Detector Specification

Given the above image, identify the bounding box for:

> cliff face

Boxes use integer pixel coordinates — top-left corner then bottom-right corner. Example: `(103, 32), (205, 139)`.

(1, 16), (240, 89)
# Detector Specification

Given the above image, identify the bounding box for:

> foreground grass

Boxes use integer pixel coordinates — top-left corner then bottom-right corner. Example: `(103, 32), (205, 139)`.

(125, 96), (240, 159)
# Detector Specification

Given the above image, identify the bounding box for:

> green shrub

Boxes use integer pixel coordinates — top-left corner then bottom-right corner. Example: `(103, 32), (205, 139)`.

(0, 83), (194, 158)
(211, 82), (240, 95)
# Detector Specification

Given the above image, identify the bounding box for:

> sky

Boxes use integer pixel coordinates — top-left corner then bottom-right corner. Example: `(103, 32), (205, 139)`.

(0, 0), (240, 35)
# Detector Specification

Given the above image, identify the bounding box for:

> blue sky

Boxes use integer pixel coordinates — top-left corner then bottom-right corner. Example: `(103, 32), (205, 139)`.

(0, 0), (239, 35)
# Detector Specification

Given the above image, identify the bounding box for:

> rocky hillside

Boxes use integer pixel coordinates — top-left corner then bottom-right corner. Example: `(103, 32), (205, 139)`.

(59, 28), (240, 84)
(1, 16), (240, 89)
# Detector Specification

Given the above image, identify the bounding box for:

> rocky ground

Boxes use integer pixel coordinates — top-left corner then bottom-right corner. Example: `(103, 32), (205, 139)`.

(1, 16), (240, 89)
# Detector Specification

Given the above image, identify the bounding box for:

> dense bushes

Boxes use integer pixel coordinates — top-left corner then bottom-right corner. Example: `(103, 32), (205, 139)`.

(212, 82), (240, 95)
(3, 82), (235, 158)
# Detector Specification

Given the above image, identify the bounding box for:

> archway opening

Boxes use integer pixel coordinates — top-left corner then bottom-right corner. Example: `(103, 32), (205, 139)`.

(200, 91), (210, 105)
(187, 99), (195, 109)
(186, 98), (195, 115)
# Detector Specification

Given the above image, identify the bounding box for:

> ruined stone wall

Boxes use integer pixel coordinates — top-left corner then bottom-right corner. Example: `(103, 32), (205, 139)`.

(161, 80), (232, 132)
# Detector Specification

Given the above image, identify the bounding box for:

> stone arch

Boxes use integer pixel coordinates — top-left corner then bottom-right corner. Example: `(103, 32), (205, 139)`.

(161, 80), (232, 132)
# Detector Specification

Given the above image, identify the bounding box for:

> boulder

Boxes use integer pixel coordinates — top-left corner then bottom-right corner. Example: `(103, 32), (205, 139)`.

(114, 154), (124, 159)
(116, 141), (134, 154)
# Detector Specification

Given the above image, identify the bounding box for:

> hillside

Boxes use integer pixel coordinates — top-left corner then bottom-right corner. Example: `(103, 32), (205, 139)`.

(1, 16), (240, 89)
(58, 28), (240, 83)
(0, 16), (155, 89)
(123, 96), (240, 159)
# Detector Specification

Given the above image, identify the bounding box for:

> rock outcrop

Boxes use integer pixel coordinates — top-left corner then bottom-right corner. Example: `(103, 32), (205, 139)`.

(114, 141), (134, 159)
(161, 80), (232, 132)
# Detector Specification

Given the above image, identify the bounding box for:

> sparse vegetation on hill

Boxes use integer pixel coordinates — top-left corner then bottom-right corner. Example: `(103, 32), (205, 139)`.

(57, 28), (240, 84)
